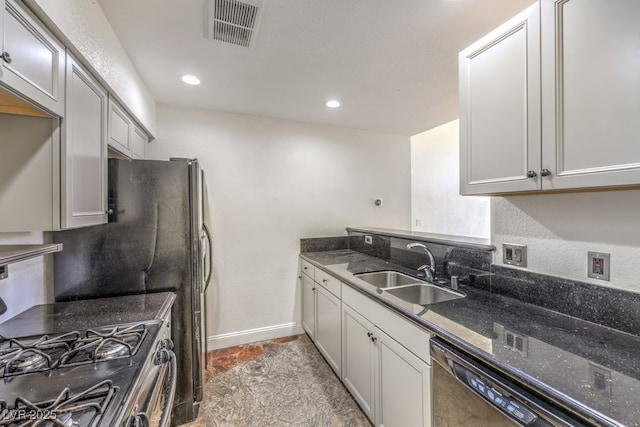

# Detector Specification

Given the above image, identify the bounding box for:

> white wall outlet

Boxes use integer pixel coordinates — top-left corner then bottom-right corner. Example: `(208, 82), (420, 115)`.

(415, 218), (422, 226)
(502, 243), (527, 267)
(588, 251), (610, 281)
(364, 235), (373, 245)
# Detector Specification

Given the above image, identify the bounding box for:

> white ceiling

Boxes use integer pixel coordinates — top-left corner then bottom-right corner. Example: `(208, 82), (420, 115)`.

(98, 0), (535, 136)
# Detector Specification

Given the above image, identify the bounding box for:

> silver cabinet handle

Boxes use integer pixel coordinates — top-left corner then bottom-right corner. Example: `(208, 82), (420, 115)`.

(540, 169), (552, 177)
(526, 170), (537, 178)
(322, 279), (328, 283)
(1, 52), (11, 64)
(367, 332), (372, 337)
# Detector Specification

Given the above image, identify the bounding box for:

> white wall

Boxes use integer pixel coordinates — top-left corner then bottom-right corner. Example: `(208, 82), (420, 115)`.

(492, 191), (640, 293)
(25, 0), (157, 136)
(0, 233), (52, 323)
(147, 104), (411, 349)
(411, 120), (490, 238)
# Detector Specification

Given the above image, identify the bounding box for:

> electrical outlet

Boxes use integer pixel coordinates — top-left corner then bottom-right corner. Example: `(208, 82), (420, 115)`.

(503, 243), (527, 267)
(364, 235), (373, 245)
(589, 364), (612, 398)
(503, 328), (528, 357)
(588, 252), (610, 281)
(415, 218), (422, 226)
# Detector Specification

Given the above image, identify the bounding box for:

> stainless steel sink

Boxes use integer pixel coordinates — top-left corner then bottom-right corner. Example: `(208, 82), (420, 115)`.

(383, 283), (465, 305)
(355, 271), (422, 288)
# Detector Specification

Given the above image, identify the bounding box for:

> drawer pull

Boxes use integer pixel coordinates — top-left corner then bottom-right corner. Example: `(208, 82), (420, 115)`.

(1, 52), (12, 64)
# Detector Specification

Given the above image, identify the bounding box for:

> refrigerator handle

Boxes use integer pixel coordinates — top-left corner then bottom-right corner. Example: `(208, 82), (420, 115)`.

(202, 223), (213, 292)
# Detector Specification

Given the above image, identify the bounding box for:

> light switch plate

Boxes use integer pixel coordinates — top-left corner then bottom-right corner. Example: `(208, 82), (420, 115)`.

(588, 251), (610, 281)
(503, 243), (527, 267)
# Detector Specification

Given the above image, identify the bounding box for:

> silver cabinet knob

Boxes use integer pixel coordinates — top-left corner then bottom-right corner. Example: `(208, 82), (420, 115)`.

(540, 169), (552, 177)
(1, 52), (11, 64)
(526, 170), (537, 178)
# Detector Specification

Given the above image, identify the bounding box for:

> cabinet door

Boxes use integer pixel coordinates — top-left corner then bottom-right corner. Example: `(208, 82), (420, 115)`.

(131, 125), (147, 159)
(301, 274), (316, 340)
(315, 284), (341, 376)
(376, 328), (431, 427)
(61, 54), (108, 229)
(108, 98), (132, 156)
(0, 0), (65, 117)
(342, 304), (376, 423)
(541, 0), (640, 190)
(459, 4), (541, 195)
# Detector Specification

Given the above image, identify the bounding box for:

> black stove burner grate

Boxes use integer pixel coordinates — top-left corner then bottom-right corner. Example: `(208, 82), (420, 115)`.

(0, 333), (80, 379)
(59, 324), (147, 367)
(0, 380), (116, 427)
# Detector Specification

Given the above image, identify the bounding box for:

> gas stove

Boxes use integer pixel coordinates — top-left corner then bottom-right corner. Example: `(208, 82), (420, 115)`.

(0, 320), (173, 426)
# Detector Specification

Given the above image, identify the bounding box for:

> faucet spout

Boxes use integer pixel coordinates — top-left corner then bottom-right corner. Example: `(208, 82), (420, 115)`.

(406, 242), (436, 280)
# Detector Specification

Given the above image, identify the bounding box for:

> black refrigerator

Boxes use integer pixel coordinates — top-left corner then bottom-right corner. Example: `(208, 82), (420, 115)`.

(53, 158), (211, 426)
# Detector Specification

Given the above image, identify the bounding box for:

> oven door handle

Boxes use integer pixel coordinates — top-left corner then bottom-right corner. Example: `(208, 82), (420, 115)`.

(158, 346), (178, 427)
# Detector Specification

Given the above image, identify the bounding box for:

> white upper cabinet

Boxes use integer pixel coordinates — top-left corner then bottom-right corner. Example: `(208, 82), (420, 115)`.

(0, 0), (65, 117)
(461, 0), (640, 195)
(108, 96), (148, 159)
(459, 4), (541, 195)
(131, 126), (148, 159)
(108, 98), (132, 156)
(61, 54), (108, 229)
(541, 0), (640, 190)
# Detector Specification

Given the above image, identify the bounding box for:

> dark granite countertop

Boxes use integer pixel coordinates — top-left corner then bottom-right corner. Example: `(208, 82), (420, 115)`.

(0, 292), (175, 338)
(301, 250), (638, 427)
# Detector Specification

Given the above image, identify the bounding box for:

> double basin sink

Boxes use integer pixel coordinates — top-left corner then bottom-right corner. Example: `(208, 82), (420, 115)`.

(354, 271), (464, 305)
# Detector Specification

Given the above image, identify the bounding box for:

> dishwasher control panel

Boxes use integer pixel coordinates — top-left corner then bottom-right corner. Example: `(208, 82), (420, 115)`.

(462, 366), (537, 425)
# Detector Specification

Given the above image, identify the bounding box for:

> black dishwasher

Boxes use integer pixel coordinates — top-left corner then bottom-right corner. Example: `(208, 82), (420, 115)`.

(430, 338), (588, 427)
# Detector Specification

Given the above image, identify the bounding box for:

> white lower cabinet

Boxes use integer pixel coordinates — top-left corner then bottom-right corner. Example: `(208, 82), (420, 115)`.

(377, 328), (431, 427)
(300, 258), (432, 427)
(342, 304), (377, 421)
(342, 284), (432, 427)
(300, 262), (342, 377)
(301, 273), (316, 341)
(315, 284), (342, 375)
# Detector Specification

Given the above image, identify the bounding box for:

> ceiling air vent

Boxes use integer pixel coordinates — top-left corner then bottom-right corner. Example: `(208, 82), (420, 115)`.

(208, 0), (263, 48)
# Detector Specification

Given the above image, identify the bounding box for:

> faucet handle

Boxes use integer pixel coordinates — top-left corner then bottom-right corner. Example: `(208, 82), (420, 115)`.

(417, 265), (434, 280)
(451, 275), (459, 291)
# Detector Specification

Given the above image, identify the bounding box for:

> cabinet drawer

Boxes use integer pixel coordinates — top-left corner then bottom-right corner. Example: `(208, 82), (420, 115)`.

(342, 284), (430, 364)
(315, 269), (341, 298)
(300, 259), (314, 279)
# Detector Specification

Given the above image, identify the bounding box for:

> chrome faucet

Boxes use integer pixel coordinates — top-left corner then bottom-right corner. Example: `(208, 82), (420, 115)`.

(406, 243), (436, 281)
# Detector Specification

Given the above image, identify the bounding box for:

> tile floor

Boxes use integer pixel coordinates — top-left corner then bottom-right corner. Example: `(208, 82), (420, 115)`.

(185, 334), (371, 426)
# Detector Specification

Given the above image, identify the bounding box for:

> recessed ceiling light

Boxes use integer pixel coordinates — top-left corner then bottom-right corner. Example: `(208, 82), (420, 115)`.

(325, 99), (341, 108)
(182, 74), (201, 85)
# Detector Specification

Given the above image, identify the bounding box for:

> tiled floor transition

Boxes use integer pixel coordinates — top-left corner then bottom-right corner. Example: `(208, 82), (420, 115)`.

(184, 334), (371, 426)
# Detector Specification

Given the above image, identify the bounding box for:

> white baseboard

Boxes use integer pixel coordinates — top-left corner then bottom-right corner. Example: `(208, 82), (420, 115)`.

(207, 322), (305, 351)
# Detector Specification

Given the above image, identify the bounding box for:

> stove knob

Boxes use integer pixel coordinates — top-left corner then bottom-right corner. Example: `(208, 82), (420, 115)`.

(129, 413), (149, 427)
(154, 348), (170, 365)
(161, 338), (174, 350)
